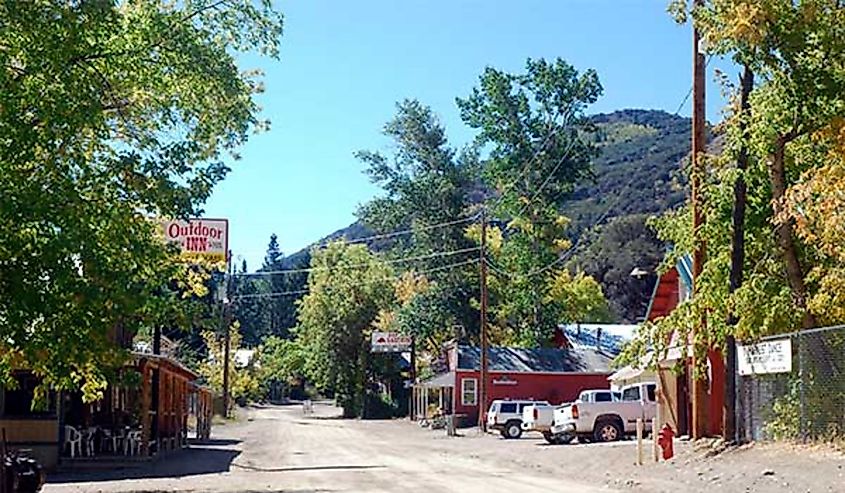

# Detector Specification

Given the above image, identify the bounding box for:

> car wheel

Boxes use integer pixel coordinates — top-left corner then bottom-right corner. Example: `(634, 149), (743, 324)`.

(542, 432), (556, 444)
(504, 421), (523, 439)
(593, 419), (622, 443)
(554, 433), (574, 445)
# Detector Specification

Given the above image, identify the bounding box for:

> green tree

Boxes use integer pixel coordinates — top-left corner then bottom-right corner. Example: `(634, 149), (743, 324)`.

(0, 0), (283, 400)
(232, 258), (272, 347)
(257, 335), (306, 397)
(624, 1), (845, 371)
(457, 57), (606, 345)
(671, 0), (845, 331)
(295, 242), (395, 417)
(356, 100), (481, 346)
(199, 321), (262, 406)
(255, 233), (306, 341)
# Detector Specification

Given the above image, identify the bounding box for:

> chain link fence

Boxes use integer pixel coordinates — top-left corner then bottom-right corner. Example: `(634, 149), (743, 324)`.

(738, 325), (845, 443)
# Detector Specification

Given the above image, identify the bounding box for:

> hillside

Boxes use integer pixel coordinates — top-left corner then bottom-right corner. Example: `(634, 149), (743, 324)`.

(565, 109), (690, 237)
(279, 109), (693, 321)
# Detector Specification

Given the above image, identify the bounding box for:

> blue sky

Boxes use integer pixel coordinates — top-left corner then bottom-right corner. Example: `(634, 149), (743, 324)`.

(203, 0), (737, 270)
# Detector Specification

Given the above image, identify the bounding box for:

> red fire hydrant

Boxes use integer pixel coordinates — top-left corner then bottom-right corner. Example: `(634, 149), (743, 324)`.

(657, 423), (675, 460)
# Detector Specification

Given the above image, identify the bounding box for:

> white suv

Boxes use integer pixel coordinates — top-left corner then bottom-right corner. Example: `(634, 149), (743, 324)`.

(487, 399), (550, 439)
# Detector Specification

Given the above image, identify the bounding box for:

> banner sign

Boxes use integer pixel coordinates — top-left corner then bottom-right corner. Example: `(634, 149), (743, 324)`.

(162, 218), (228, 262)
(737, 338), (792, 376)
(371, 332), (412, 353)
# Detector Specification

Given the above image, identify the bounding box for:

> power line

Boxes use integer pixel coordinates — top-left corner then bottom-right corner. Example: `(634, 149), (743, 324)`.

(233, 258), (478, 300)
(488, 125), (562, 212)
(233, 288), (310, 300)
(674, 55), (713, 115)
(230, 214), (479, 260)
(510, 135), (582, 221)
(330, 214), (479, 247)
(234, 246), (480, 277)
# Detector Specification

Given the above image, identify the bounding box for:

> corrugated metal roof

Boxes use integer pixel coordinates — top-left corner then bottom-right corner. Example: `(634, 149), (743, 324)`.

(457, 345), (614, 373)
(559, 324), (633, 354)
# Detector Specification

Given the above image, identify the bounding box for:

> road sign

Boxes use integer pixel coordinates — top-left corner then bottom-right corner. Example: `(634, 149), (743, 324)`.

(737, 338), (792, 376)
(371, 331), (412, 353)
(162, 218), (228, 262)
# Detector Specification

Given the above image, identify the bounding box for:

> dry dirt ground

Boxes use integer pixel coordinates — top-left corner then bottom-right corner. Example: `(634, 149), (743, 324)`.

(43, 403), (844, 493)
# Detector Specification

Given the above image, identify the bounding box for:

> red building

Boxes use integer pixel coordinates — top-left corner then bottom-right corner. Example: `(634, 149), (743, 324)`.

(414, 329), (617, 425)
(643, 255), (725, 438)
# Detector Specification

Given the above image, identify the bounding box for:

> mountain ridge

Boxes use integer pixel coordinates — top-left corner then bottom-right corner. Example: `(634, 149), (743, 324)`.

(281, 108), (688, 265)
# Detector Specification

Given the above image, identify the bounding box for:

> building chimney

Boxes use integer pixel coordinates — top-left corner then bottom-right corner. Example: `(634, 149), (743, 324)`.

(595, 327), (603, 351)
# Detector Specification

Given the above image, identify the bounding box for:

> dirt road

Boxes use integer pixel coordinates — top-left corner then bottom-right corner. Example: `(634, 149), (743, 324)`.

(44, 403), (612, 493)
(43, 402), (845, 492)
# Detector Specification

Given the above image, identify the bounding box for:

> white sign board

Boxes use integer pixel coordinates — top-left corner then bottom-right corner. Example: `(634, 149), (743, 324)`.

(162, 218), (228, 262)
(371, 332), (412, 353)
(738, 338), (792, 376)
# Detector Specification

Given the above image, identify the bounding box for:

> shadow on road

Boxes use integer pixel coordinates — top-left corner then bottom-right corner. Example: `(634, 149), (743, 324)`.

(232, 463), (384, 473)
(46, 446), (242, 484)
(191, 438), (242, 446)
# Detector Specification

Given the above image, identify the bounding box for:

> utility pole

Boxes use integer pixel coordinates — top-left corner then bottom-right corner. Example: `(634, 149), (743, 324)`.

(691, 0), (708, 440)
(478, 208), (489, 432)
(409, 337), (416, 420)
(726, 65), (754, 443)
(222, 250), (233, 419)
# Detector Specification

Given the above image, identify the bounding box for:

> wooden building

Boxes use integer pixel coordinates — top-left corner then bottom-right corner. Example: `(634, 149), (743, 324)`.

(616, 255), (725, 438)
(414, 327), (619, 425)
(0, 353), (213, 470)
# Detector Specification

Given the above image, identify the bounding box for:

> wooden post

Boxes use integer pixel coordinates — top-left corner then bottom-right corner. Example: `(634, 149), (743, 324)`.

(1, 427), (7, 493)
(222, 250), (233, 419)
(158, 365), (165, 452)
(141, 363), (152, 455)
(691, 0), (709, 440)
(636, 418), (644, 466)
(652, 418), (660, 462)
(478, 208), (489, 431)
(409, 337), (416, 421)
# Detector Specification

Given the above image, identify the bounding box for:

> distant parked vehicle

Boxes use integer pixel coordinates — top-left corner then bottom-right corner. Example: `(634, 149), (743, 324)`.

(551, 382), (656, 443)
(521, 402), (570, 444)
(574, 389), (621, 405)
(487, 399), (550, 439)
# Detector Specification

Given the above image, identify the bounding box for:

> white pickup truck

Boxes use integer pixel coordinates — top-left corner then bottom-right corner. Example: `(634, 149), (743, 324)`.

(551, 382), (657, 443)
(520, 403), (559, 443)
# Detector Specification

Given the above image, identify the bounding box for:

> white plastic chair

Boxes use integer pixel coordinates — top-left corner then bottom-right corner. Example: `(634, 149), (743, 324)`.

(85, 427), (98, 456)
(124, 430), (141, 456)
(64, 426), (82, 458)
(101, 428), (122, 454)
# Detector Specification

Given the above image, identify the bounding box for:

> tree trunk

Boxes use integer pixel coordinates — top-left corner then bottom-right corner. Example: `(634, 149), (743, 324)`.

(769, 136), (816, 329)
(726, 65), (753, 443)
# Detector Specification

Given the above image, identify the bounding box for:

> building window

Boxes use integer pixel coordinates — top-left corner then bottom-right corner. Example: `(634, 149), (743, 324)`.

(0, 372), (57, 418)
(461, 378), (477, 406)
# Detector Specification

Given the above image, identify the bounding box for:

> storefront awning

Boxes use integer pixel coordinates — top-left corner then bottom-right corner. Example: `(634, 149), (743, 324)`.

(609, 365), (645, 382)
